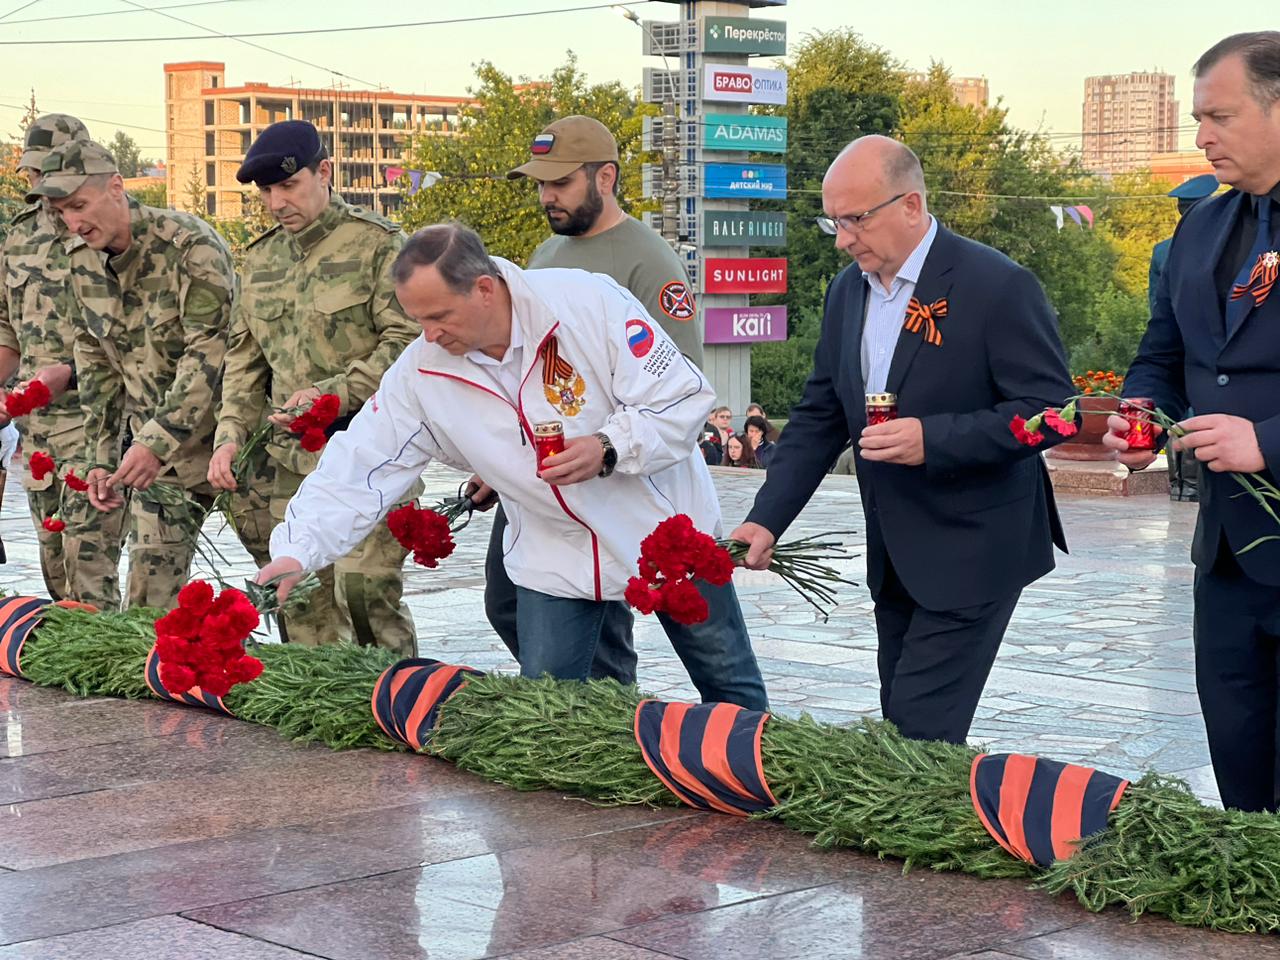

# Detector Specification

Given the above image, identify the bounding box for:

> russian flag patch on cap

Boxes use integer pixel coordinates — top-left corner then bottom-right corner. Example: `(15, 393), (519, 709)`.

(530, 133), (555, 155)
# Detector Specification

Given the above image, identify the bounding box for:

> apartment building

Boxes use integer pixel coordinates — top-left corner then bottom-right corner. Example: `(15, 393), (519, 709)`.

(1082, 72), (1179, 176)
(164, 62), (473, 219)
(903, 72), (990, 109)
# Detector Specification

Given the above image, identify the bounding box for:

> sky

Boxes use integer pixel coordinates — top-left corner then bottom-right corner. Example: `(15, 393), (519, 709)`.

(0, 0), (1272, 157)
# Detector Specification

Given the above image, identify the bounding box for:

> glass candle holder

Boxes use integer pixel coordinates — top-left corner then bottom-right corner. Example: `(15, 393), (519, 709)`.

(865, 392), (899, 425)
(1120, 398), (1157, 450)
(532, 420), (565, 470)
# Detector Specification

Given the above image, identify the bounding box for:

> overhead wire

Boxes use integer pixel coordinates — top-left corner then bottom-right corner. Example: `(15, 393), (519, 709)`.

(0, 0), (252, 26)
(118, 0), (380, 89)
(0, 1), (658, 43)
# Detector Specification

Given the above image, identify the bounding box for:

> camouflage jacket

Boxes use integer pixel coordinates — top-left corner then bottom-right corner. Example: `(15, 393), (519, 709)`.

(215, 192), (418, 475)
(0, 203), (87, 488)
(68, 198), (234, 489)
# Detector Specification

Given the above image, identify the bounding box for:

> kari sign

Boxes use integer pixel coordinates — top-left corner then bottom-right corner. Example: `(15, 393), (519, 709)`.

(704, 162), (787, 199)
(703, 258), (788, 294)
(703, 17), (787, 56)
(705, 306), (788, 344)
(702, 65), (788, 105)
(703, 210), (787, 247)
(703, 113), (787, 153)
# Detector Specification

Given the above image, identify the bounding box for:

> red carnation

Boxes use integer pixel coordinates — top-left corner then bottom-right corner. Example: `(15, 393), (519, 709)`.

(387, 503), (456, 568)
(658, 578), (709, 626)
(1043, 409), (1078, 438)
(1010, 415), (1045, 447)
(5, 380), (52, 417)
(24, 379), (51, 408)
(158, 662), (197, 695)
(177, 579), (216, 614)
(28, 451), (55, 481)
(625, 576), (661, 615)
(225, 655), (264, 684)
(62, 469), (90, 492)
(42, 516), (66, 533)
(299, 428), (327, 452)
(310, 393), (340, 424)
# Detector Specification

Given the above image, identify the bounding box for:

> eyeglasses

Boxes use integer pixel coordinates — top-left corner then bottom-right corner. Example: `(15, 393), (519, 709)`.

(815, 193), (906, 235)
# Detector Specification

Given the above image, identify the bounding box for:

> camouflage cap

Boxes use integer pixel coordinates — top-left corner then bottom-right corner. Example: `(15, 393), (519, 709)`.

(24, 141), (119, 202)
(19, 113), (91, 171)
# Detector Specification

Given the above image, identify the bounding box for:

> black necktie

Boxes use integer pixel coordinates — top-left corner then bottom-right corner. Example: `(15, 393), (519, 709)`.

(1226, 197), (1274, 337)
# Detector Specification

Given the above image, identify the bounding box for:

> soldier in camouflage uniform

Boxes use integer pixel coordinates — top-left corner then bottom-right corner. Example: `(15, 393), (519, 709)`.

(208, 120), (420, 654)
(28, 140), (235, 611)
(0, 115), (127, 607)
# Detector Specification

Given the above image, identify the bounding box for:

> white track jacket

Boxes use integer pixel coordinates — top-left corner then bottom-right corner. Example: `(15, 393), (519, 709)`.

(269, 257), (720, 602)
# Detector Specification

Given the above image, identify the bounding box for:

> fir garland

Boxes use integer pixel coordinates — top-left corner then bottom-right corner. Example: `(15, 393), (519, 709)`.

(11, 606), (1280, 935)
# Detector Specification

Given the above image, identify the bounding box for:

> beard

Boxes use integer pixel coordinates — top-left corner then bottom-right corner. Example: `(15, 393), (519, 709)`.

(544, 179), (604, 236)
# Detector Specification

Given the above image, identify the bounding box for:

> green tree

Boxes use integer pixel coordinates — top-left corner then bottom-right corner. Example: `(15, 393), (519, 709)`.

(110, 131), (145, 178)
(399, 54), (655, 263)
(128, 182), (167, 208)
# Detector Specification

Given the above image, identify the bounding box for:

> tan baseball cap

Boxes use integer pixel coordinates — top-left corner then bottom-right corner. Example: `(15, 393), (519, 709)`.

(19, 113), (91, 171)
(25, 141), (119, 202)
(507, 115), (619, 181)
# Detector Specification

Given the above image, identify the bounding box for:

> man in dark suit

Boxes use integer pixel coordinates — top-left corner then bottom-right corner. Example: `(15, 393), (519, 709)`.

(1105, 32), (1280, 812)
(732, 135), (1072, 745)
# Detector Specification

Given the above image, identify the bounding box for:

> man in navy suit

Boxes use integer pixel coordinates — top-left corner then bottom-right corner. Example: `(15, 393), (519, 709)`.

(1105, 32), (1280, 812)
(732, 136), (1072, 744)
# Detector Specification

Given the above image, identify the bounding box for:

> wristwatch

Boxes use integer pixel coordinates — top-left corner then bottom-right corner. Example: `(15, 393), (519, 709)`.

(595, 431), (618, 478)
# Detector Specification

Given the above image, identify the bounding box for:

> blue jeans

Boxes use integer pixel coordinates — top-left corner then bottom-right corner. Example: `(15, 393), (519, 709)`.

(515, 579), (769, 711)
(486, 504), (637, 683)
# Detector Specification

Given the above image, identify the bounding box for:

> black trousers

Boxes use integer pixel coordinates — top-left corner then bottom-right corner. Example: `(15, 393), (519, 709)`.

(483, 504), (638, 683)
(873, 555), (1019, 744)
(1193, 537), (1280, 812)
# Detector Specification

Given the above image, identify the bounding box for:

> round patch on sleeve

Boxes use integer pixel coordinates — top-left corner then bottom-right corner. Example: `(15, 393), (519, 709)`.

(659, 280), (695, 321)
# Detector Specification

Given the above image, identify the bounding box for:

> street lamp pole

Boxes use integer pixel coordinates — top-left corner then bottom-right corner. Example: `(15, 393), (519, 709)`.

(615, 5), (681, 246)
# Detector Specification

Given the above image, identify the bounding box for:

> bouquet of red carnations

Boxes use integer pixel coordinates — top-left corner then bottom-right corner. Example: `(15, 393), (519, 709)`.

(626, 514), (858, 624)
(153, 581), (264, 697)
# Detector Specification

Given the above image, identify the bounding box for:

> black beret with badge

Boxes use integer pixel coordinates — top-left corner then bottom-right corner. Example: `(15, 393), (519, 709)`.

(236, 120), (327, 186)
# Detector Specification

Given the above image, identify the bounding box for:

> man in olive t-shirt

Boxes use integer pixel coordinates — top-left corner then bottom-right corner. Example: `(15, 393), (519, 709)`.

(476, 115), (705, 681)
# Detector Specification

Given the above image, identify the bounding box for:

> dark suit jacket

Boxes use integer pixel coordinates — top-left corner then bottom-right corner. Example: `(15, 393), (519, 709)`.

(1124, 190), (1280, 584)
(746, 224), (1072, 611)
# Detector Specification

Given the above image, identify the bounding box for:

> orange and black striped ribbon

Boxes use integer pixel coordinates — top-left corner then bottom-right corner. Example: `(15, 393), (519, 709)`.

(0, 596), (50, 678)
(143, 644), (234, 716)
(371, 657), (483, 750)
(634, 699), (777, 817)
(903, 296), (948, 346)
(970, 753), (1129, 867)
(1230, 253), (1279, 307)
(541, 336), (576, 389)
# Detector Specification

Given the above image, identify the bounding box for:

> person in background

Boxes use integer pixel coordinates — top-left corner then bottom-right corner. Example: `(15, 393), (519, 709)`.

(710, 405), (734, 446)
(745, 402), (781, 442)
(743, 415), (776, 468)
(724, 435), (760, 469)
(1149, 173), (1219, 504)
(698, 419), (723, 466)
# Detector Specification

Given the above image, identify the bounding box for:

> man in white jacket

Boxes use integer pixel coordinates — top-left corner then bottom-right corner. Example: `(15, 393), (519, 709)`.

(257, 223), (768, 710)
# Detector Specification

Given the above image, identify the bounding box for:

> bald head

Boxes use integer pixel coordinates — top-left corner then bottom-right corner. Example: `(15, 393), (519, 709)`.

(826, 135), (927, 207)
(820, 135), (932, 287)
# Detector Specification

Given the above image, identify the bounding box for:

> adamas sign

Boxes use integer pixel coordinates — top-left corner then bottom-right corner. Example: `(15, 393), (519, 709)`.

(703, 113), (787, 153)
(705, 305), (788, 344)
(702, 65), (788, 105)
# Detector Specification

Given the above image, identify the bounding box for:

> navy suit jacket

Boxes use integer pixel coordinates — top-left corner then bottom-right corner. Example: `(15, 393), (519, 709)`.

(1124, 190), (1280, 584)
(746, 224), (1072, 611)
